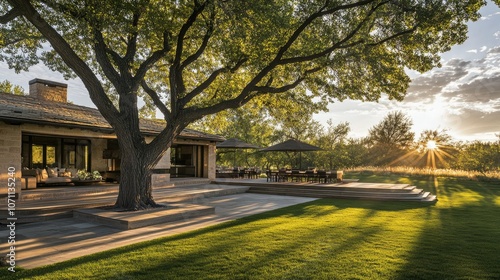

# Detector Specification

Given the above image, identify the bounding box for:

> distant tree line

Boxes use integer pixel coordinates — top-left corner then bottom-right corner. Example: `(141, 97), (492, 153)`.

(194, 109), (500, 173)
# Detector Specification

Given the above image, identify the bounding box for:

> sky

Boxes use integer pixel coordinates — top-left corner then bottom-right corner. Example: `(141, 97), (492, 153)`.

(1, 1), (500, 142)
(315, 1), (500, 142)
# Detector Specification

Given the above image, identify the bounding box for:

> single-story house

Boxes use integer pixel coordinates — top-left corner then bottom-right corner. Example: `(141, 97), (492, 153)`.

(0, 78), (224, 195)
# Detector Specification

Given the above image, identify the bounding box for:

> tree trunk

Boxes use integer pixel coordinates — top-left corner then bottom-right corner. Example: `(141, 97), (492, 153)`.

(114, 136), (167, 210)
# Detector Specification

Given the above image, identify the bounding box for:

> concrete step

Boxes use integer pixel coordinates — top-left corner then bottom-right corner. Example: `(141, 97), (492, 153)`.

(0, 184), (248, 224)
(170, 178), (212, 187)
(1, 211), (74, 224)
(155, 185), (249, 203)
(73, 203), (215, 230)
(247, 185), (424, 196)
(421, 194), (438, 202)
(215, 181), (417, 194)
(247, 186), (436, 202)
(20, 184), (119, 201)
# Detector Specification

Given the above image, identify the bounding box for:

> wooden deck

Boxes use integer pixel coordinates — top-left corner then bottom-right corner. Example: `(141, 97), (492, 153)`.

(213, 178), (437, 203)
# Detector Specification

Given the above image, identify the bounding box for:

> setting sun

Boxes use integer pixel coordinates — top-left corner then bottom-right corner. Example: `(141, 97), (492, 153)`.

(426, 140), (437, 150)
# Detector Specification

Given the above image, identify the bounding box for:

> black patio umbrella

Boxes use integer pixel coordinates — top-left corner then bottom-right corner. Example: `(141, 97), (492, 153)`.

(260, 139), (322, 169)
(217, 138), (260, 149)
(216, 138), (259, 167)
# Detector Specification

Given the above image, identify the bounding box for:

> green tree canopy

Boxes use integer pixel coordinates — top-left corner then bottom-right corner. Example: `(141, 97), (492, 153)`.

(315, 121), (351, 169)
(368, 111), (415, 149)
(0, 0), (486, 209)
(367, 111), (415, 165)
(0, 79), (24, 95)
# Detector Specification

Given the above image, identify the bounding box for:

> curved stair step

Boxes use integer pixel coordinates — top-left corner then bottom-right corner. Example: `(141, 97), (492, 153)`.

(247, 186), (437, 202)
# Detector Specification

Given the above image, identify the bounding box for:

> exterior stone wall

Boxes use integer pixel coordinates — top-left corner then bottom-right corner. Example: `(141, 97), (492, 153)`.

(152, 149), (171, 188)
(0, 122), (22, 196)
(0, 120), (219, 193)
(91, 138), (108, 172)
(207, 144), (216, 181)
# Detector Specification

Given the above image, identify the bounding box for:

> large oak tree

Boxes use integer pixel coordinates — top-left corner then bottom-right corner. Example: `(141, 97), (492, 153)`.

(0, 0), (485, 209)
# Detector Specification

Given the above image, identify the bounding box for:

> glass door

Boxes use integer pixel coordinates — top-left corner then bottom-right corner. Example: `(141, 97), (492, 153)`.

(62, 139), (90, 170)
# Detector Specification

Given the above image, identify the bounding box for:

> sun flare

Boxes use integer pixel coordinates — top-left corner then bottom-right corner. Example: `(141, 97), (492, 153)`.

(426, 140), (437, 150)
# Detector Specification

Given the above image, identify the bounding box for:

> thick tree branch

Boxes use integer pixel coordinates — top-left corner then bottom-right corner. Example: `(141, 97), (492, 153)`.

(180, 10), (214, 71)
(180, 67), (226, 105)
(123, 11), (141, 64)
(0, 7), (21, 23)
(7, 0), (118, 120)
(367, 25), (419, 46)
(253, 67), (322, 94)
(170, 0), (209, 110)
(179, 56), (247, 107)
(175, 0), (393, 127)
(94, 34), (136, 90)
(134, 31), (172, 84)
(280, 0), (389, 65)
(173, 0), (385, 126)
(140, 80), (171, 121)
(233, 0), (380, 108)
(93, 30), (123, 89)
(2, 35), (43, 46)
(273, 0), (379, 64)
(181, 66), (321, 125)
(173, 0), (208, 66)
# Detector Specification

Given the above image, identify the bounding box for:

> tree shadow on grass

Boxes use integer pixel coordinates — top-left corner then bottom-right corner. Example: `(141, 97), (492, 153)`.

(1, 201), (323, 279)
(1, 198), (386, 279)
(391, 178), (500, 279)
(391, 204), (500, 280)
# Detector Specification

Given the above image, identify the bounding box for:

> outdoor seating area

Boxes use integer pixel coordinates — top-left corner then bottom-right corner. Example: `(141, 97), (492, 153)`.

(216, 167), (262, 179)
(266, 169), (343, 183)
(21, 167), (104, 188)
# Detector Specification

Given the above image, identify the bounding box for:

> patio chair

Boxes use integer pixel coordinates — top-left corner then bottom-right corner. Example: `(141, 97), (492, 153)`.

(305, 170), (316, 182)
(277, 169), (288, 182)
(316, 170), (327, 183)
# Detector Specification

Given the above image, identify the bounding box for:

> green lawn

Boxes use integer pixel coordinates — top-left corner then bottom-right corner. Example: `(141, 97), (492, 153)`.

(3, 173), (500, 279)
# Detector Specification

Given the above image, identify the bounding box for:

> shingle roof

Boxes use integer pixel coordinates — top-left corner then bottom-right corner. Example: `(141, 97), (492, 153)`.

(0, 92), (224, 142)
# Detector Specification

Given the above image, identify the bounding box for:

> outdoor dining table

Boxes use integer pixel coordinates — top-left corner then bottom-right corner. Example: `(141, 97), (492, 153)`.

(217, 168), (261, 179)
(266, 170), (343, 183)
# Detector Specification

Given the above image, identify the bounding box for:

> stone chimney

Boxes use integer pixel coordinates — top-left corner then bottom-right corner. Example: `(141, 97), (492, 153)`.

(29, 78), (68, 103)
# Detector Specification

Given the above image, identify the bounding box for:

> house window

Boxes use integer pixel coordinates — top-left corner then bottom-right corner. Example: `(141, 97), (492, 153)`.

(31, 144), (44, 168)
(24, 136), (59, 169)
(22, 135), (91, 170)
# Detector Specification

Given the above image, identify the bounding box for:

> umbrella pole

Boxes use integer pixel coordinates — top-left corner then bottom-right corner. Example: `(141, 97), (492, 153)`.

(233, 149), (237, 168)
(299, 151), (302, 170)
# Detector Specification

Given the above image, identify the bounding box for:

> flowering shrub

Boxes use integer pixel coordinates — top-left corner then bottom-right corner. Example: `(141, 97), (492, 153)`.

(77, 170), (103, 180)
(92, 171), (103, 180)
(77, 169), (90, 180)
